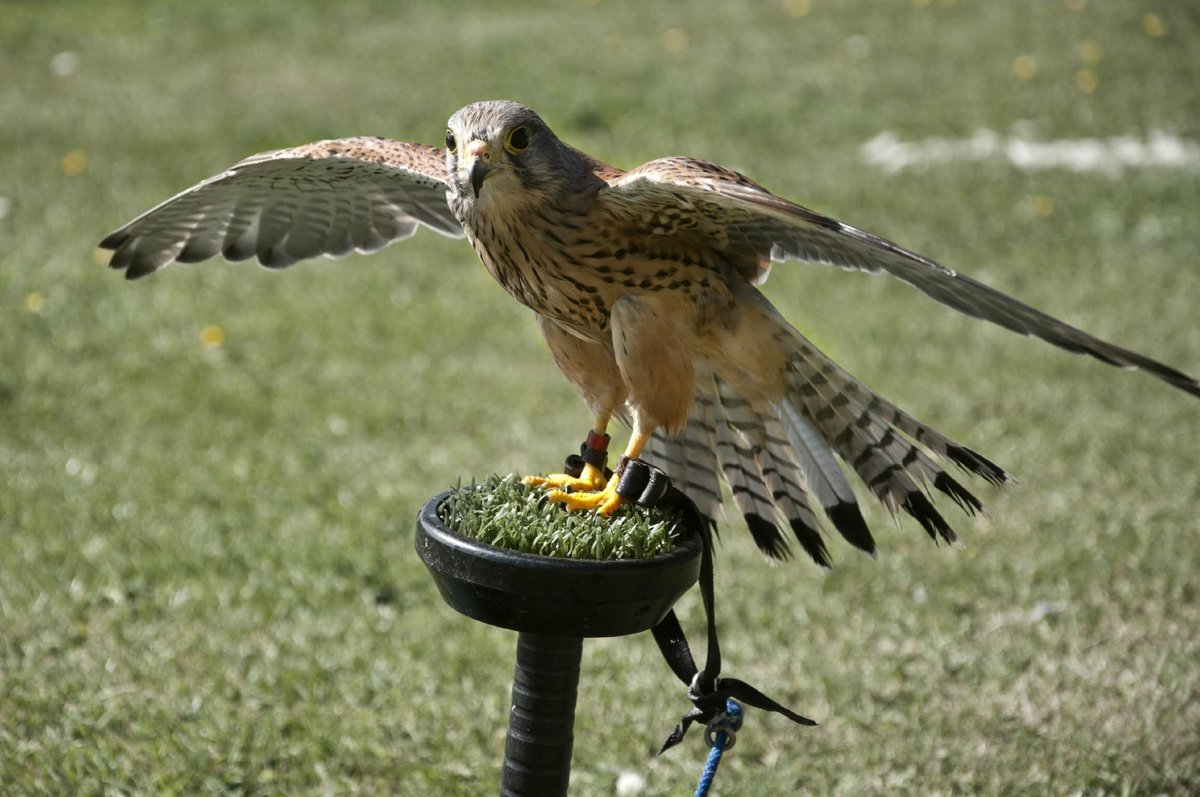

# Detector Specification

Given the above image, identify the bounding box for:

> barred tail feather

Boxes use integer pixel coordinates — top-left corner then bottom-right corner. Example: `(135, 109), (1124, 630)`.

(784, 331), (1011, 544)
(714, 379), (831, 565)
(648, 365), (882, 564)
(776, 399), (876, 556)
(643, 374), (726, 524)
(645, 330), (1009, 564)
(796, 338), (1013, 487)
(714, 409), (791, 558)
(788, 362), (960, 543)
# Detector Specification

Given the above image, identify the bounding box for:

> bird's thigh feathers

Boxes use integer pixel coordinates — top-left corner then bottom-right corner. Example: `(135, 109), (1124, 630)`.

(535, 314), (627, 420)
(610, 295), (697, 436)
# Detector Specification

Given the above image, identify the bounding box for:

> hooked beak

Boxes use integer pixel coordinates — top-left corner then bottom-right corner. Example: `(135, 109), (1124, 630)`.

(464, 139), (494, 198)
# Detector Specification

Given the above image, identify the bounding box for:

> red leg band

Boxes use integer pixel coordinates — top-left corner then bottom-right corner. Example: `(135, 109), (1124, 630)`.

(586, 431), (610, 452)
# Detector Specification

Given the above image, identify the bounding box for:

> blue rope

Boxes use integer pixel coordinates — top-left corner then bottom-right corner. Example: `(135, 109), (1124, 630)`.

(693, 699), (743, 797)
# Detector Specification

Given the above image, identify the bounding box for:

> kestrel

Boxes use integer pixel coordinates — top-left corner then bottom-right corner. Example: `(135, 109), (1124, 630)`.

(100, 100), (1199, 565)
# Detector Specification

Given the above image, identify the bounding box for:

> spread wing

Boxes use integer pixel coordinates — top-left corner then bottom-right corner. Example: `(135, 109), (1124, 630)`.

(607, 157), (1200, 398)
(100, 137), (463, 279)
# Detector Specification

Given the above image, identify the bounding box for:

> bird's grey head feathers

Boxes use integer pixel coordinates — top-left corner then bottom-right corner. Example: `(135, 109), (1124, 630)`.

(444, 100), (574, 206)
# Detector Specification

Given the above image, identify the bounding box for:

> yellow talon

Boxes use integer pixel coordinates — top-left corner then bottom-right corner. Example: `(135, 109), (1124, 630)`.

(524, 464), (626, 516)
(523, 462), (609, 493)
(546, 473), (625, 516)
(525, 425), (652, 518)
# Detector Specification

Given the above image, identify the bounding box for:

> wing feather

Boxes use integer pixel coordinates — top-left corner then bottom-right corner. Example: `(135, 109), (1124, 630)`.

(609, 158), (1199, 398)
(99, 137), (463, 279)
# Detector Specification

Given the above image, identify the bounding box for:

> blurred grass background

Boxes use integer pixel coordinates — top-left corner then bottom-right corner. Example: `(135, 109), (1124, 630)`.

(2, 1), (1198, 794)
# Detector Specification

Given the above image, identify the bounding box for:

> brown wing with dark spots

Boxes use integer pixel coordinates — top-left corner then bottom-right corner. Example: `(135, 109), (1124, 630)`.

(609, 156), (1200, 398)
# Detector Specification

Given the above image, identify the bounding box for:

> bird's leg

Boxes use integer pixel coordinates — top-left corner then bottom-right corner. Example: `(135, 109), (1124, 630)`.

(539, 426), (655, 517)
(523, 415), (614, 493)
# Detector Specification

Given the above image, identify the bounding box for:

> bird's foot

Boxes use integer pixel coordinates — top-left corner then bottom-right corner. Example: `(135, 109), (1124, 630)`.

(523, 463), (626, 516)
(547, 474), (625, 516)
(522, 461), (609, 493)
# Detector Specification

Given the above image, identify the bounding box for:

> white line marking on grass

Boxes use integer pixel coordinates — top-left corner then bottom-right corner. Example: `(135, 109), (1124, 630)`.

(861, 128), (1200, 175)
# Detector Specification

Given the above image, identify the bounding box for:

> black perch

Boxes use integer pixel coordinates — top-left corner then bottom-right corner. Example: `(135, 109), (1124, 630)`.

(415, 490), (702, 796)
(502, 633), (583, 796)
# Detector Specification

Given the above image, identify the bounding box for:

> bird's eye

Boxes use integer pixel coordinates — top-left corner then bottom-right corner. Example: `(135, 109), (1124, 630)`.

(444, 129), (457, 153)
(504, 125), (531, 154)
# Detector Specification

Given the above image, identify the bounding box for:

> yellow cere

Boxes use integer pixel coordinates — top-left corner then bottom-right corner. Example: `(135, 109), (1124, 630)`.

(1143, 14), (1165, 38)
(24, 292), (46, 314)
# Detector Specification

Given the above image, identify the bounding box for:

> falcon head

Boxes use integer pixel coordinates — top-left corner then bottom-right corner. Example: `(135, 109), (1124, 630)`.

(444, 100), (571, 207)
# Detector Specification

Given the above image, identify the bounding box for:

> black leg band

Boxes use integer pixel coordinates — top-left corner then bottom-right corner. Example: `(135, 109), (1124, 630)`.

(563, 432), (611, 479)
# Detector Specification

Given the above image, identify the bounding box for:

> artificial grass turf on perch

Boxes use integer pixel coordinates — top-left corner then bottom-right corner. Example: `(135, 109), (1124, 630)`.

(437, 474), (683, 560)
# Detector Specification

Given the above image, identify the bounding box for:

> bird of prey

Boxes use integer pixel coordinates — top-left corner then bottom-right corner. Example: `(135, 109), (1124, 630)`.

(100, 100), (1199, 566)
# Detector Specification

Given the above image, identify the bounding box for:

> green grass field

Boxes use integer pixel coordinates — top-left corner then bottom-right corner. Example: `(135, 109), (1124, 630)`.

(3, 2), (1198, 794)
